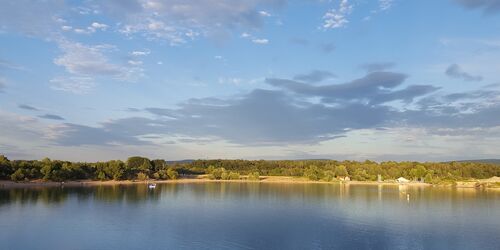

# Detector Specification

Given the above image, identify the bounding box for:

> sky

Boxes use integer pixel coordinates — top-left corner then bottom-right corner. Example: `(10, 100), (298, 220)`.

(1, 0), (500, 162)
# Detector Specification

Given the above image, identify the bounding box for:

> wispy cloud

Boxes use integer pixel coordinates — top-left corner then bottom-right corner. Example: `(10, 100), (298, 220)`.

(64, 22), (109, 35)
(445, 63), (483, 81)
(54, 40), (124, 77)
(360, 62), (395, 72)
(39, 114), (65, 120)
(293, 70), (336, 83)
(104, 0), (285, 44)
(51, 39), (144, 93)
(130, 50), (151, 56)
(18, 104), (40, 111)
(323, 0), (353, 29)
(252, 38), (269, 44)
(241, 32), (269, 44)
(50, 76), (96, 94)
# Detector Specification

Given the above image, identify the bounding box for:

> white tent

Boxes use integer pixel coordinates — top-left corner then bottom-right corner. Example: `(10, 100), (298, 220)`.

(397, 177), (410, 183)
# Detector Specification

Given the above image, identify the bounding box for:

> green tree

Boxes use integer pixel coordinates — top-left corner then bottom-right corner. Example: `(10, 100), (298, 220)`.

(126, 156), (152, 178)
(334, 165), (348, 177)
(11, 169), (26, 181)
(107, 160), (125, 180)
(304, 165), (322, 181)
(166, 168), (179, 180)
(323, 170), (335, 181)
(352, 168), (370, 181)
(0, 155), (12, 179)
(210, 167), (225, 180)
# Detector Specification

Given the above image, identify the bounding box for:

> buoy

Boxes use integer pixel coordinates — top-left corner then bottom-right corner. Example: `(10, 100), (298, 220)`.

(407, 194), (410, 202)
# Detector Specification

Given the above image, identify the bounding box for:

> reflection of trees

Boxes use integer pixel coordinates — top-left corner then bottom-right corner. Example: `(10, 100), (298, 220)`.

(1, 183), (497, 208)
(0, 184), (166, 206)
(0, 187), (70, 206)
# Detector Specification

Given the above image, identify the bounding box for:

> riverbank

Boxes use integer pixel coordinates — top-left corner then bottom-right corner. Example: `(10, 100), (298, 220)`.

(1, 175), (499, 189)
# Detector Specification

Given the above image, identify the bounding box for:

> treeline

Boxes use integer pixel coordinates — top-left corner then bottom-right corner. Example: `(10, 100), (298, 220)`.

(179, 159), (500, 183)
(0, 155), (178, 182)
(1, 155), (499, 183)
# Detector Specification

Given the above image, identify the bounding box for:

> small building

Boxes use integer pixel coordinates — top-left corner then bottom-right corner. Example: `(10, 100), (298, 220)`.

(339, 176), (350, 181)
(397, 177), (410, 183)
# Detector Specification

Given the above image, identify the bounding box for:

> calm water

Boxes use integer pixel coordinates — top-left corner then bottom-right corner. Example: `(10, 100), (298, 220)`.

(0, 183), (499, 250)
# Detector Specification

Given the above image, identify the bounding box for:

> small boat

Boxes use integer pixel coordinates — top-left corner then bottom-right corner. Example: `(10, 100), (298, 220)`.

(148, 183), (157, 189)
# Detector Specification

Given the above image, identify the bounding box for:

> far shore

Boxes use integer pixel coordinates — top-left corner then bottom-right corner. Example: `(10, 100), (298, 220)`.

(1, 175), (499, 189)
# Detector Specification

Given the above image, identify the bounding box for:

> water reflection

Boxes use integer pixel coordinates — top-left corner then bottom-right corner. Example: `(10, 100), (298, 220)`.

(1, 183), (499, 250)
(1, 182), (497, 206)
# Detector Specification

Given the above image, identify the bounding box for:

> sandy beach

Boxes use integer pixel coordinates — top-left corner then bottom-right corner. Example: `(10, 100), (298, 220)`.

(1, 175), (498, 189)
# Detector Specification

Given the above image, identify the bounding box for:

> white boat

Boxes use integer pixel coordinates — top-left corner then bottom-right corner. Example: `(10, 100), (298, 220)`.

(148, 183), (156, 189)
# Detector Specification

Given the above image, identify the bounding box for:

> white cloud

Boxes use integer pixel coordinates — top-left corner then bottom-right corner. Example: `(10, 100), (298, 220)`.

(52, 40), (144, 90)
(54, 40), (124, 76)
(74, 28), (91, 34)
(218, 77), (243, 85)
(119, 19), (186, 45)
(91, 22), (108, 30)
(128, 60), (143, 66)
(61, 25), (73, 31)
(130, 50), (151, 56)
(240, 31), (269, 45)
(252, 38), (269, 44)
(72, 22), (109, 34)
(50, 76), (96, 94)
(259, 11), (271, 17)
(241, 32), (251, 38)
(323, 0), (353, 29)
(97, 0), (284, 45)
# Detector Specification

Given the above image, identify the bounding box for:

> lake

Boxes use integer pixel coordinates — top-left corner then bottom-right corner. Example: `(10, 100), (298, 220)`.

(0, 182), (499, 250)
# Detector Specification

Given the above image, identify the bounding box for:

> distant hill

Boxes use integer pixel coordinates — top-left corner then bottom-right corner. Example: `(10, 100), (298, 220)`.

(167, 159), (500, 165)
(166, 159), (195, 164)
(453, 159), (500, 165)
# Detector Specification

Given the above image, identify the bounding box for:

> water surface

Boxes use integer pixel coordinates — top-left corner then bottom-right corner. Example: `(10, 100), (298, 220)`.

(0, 183), (498, 249)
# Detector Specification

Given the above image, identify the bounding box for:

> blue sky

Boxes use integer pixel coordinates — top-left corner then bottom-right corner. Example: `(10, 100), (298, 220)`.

(1, 0), (500, 161)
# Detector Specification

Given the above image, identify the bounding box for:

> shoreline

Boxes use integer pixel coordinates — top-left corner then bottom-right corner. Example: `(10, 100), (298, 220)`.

(1, 175), (498, 189)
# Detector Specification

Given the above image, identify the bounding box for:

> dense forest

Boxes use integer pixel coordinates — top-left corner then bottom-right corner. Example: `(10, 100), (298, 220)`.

(0, 155), (499, 184)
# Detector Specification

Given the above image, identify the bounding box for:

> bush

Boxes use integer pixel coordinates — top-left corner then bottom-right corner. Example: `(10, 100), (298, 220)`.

(137, 172), (148, 181)
(248, 172), (260, 181)
(153, 172), (161, 180)
(11, 169), (25, 182)
(323, 170), (335, 182)
(167, 168), (179, 180)
(229, 172), (240, 180)
(210, 168), (226, 180)
(304, 165), (323, 181)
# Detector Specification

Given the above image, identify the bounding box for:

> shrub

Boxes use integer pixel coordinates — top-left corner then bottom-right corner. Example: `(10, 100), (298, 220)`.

(229, 171), (240, 180)
(304, 165), (322, 181)
(323, 170), (335, 182)
(11, 169), (25, 182)
(248, 172), (260, 181)
(137, 172), (148, 181)
(167, 168), (179, 180)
